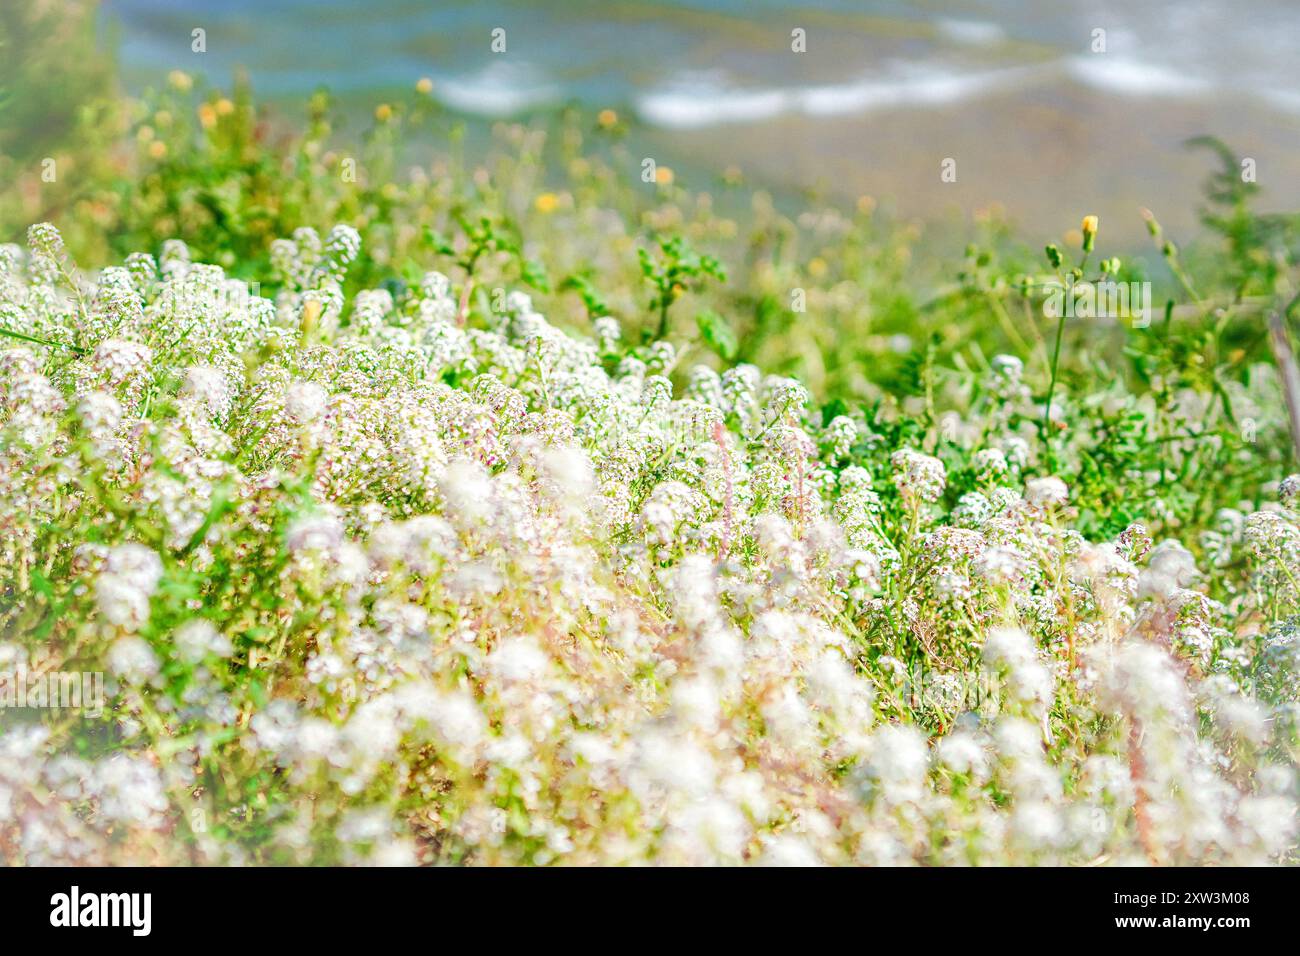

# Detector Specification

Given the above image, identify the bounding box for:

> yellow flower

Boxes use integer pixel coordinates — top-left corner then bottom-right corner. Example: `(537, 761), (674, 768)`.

(534, 192), (559, 214)
(857, 195), (877, 215)
(1081, 214), (1098, 252)
(167, 70), (192, 92)
(654, 165), (674, 186)
(416, 77), (434, 95)
(597, 109), (618, 128)
(215, 98), (235, 116)
(197, 104), (217, 129)
(374, 103), (393, 122)
(807, 257), (828, 278)
(148, 140), (167, 160)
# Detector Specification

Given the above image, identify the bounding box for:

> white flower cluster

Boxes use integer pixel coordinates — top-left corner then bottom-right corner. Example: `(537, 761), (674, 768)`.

(1, 223), (1297, 865)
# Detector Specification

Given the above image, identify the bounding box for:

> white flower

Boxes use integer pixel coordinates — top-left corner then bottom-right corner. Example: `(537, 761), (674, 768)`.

(285, 381), (329, 423)
(107, 636), (160, 684)
(539, 445), (595, 500)
(973, 447), (1008, 478)
(1279, 474), (1300, 509)
(1025, 476), (1069, 507)
(439, 458), (494, 525)
(95, 545), (162, 630)
(991, 354), (1024, 381)
(105, 543), (163, 593)
(426, 691), (487, 751)
(96, 576), (153, 629)
(983, 627), (1054, 714)
(181, 364), (231, 418)
(890, 448), (946, 503)
(1138, 539), (1199, 599)
(865, 725), (929, 803)
(92, 338), (153, 384)
(488, 637), (550, 685)
(77, 391), (122, 433)
(286, 514), (344, 554)
(173, 619), (233, 663)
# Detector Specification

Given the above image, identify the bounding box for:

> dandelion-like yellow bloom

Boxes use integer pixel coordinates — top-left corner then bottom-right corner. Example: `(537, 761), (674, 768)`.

(534, 192), (559, 214)
(374, 103), (393, 123)
(416, 77), (434, 95)
(167, 70), (192, 92)
(197, 104), (217, 129)
(1081, 215), (1098, 252)
(215, 98), (235, 117)
(148, 141), (167, 160)
(597, 109), (618, 128)
(808, 257), (828, 278)
(655, 165), (674, 186)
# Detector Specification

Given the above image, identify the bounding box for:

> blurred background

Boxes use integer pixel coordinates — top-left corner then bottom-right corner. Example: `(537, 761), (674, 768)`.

(93, 0), (1300, 249)
(3, 0), (1299, 406)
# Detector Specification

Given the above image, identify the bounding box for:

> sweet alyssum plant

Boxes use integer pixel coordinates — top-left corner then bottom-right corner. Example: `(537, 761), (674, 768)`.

(1, 222), (1297, 865)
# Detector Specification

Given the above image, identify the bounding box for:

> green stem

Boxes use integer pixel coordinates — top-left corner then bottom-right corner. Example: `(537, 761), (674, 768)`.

(1042, 309), (1067, 471)
(0, 326), (87, 355)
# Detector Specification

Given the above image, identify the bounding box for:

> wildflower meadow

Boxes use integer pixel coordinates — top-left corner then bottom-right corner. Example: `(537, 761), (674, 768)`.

(2, 2), (1299, 871)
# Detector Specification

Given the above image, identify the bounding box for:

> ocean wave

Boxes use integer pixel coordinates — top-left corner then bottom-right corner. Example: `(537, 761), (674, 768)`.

(1065, 56), (1211, 96)
(636, 63), (1047, 129)
(1261, 88), (1300, 114)
(435, 61), (560, 116)
(435, 52), (1280, 130)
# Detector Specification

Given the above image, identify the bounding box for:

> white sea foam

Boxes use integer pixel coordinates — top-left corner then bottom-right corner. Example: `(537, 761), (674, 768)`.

(435, 61), (559, 116)
(1262, 88), (1300, 114)
(637, 63), (1047, 129)
(436, 48), (1280, 130)
(1065, 56), (1211, 97)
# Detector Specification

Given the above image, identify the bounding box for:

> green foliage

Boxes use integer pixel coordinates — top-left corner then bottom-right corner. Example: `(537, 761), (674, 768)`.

(637, 235), (727, 340)
(695, 308), (737, 361)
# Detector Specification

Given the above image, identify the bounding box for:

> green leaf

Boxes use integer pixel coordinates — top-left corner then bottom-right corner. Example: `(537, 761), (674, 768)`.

(696, 309), (738, 360)
(520, 258), (551, 293)
(821, 397), (849, 426)
(400, 259), (424, 288)
(422, 227), (455, 256)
